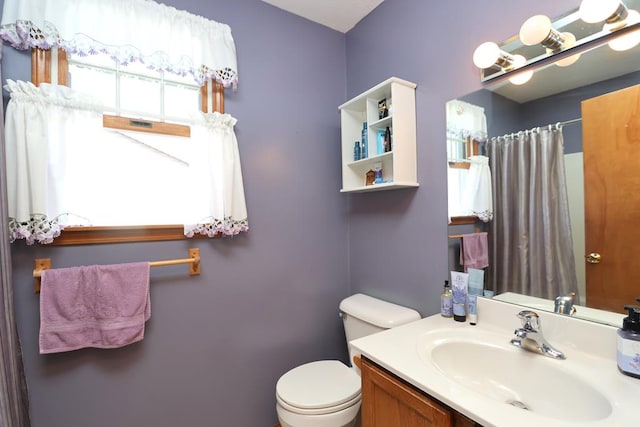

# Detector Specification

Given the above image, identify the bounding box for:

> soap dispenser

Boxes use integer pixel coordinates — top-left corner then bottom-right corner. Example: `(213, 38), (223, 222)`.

(617, 301), (640, 379)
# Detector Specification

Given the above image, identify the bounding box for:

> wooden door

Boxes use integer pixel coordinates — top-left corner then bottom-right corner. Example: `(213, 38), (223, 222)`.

(582, 84), (640, 313)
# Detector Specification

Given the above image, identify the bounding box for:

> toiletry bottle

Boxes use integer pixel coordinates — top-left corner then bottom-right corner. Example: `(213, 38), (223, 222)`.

(617, 302), (640, 379)
(468, 295), (478, 325)
(376, 130), (385, 155)
(440, 280), (453, 317)
(451, 271), (468, 322)
(374, 162), (383, 184)
(361, 122), (368, 159)
(384, 126), (392, 152)
(353, 141), (361, 161)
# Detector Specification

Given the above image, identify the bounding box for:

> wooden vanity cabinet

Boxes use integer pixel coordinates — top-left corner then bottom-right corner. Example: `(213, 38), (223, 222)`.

(361, 356), (481, 427)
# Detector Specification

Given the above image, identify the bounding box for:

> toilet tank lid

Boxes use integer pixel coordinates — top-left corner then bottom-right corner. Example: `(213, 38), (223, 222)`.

(339, 293), (421, 328)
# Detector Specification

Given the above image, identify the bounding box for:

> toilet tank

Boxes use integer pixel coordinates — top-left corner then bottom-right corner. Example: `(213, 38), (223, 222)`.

(339, 293), (421, 366)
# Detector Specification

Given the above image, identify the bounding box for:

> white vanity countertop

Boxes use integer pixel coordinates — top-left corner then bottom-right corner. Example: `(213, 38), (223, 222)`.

(350, 297), (640, 427)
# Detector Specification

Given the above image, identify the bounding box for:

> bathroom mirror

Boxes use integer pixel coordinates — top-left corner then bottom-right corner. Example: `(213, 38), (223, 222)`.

(448, 2), (640, 327)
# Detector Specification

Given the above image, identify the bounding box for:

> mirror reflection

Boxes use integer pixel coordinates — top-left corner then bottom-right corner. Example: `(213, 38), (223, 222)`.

(447, 6), (640, 326)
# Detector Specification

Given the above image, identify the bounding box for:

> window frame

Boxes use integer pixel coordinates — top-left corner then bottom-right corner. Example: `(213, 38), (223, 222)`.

(30, 47), (225, 245)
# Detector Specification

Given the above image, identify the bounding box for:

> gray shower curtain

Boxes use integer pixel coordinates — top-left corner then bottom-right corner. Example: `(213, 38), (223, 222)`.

(0, 45), (32, 426)
(486, 126), (579, 300)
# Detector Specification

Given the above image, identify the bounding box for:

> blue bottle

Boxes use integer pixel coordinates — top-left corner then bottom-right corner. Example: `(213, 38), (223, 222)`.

(361, 122), (368, 159)
(353, 141), (361, 161)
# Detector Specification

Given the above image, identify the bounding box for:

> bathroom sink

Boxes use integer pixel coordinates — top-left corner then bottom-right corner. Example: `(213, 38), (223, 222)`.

(418, 330), (612, 422)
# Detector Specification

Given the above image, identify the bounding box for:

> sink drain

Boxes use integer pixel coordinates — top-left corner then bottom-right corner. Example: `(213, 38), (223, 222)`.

(508, 400), (530, 410)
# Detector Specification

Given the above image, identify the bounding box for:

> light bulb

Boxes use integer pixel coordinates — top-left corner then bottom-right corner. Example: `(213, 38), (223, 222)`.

(603, 10), (640, 52)
(520, 15), (553, 46)
(605, 10), (640, 51)
(473, 42), (502, 69)
(508, 55), (534, 85)
(554, 33), (581, 67)
(579, 0), (621, 23)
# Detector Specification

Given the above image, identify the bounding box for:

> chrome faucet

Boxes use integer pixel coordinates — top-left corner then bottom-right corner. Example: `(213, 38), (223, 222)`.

(510, 310), (566, 360)
(554, 292), (577, 316)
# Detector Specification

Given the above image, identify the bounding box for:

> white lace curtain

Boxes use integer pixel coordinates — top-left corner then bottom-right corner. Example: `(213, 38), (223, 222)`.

(5, 80), (248, 244)
(0, 0), (238, 87)
(446, 99), (488, 155)
(462, 156), (493, 222)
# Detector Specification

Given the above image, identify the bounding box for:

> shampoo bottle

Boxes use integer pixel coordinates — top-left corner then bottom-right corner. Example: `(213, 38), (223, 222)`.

(617, 301), (640, 379)
(440, 280), (452, 317)
(361, 122), (368, 159)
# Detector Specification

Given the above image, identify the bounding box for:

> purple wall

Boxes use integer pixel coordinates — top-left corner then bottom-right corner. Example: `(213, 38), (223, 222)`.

(3, 1), (349, 426)
(2, 0), (582, 426)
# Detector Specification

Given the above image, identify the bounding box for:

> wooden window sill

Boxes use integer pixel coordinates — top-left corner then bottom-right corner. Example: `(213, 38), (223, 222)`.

(448, 161), (471, 170)
(449, 216), (480, 226)
(103, 115), (191, 137)
(50, 225), (216, 246)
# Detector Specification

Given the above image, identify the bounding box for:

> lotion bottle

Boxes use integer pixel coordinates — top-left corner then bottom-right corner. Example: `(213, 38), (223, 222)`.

(450, 271), (468, 322)
(617, 302), (640, 379)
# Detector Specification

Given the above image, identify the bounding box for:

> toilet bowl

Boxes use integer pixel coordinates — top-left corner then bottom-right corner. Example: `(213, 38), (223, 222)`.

(275, 294), (421, 427)
(276, 360), (361, 427)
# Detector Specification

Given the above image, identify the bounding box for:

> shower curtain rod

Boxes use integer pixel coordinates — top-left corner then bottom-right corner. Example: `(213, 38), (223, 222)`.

(491, 118), (582, 140)
(557, 117), (582, 126)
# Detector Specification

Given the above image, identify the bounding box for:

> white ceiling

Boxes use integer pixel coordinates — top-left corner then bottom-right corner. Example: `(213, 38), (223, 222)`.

(260, 0), (384, 33)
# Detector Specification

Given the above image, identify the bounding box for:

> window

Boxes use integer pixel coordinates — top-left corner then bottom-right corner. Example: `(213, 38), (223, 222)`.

(69, 52), (201, 124)
(446, 99), (492, 223)
(3, 0), (246, 246)
(28, 47), (227, 244)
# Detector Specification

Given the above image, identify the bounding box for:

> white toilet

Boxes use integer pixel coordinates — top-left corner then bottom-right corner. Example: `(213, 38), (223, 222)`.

(275, 293), (421, 427)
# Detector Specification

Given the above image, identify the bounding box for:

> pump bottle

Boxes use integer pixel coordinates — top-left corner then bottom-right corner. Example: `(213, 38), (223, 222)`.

(440, 280), (452, 317)
(617, 299), (640, 379)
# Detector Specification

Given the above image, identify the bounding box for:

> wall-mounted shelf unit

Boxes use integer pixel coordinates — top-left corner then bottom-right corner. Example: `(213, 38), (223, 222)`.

(339, 77), (418, 193)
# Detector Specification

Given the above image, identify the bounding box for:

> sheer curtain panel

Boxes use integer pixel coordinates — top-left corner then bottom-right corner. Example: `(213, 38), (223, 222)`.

(5, 80), (248, 244)
(462, 155), (493, 222)
(0, 0), (238, 87)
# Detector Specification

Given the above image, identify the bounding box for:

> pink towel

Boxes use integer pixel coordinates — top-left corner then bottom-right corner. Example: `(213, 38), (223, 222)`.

(39, 262), (151, 354)
(459, 232), (489, 271)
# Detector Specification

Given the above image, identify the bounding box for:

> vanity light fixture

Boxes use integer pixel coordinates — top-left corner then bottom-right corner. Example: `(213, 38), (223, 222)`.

(519, 15), (581, 66)
(472, 42), (533, 85)
(579, 0), (628, 24)
(580, 0), (640, 51)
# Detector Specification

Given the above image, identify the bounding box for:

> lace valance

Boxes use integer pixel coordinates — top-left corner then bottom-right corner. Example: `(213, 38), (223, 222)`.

(446, 99), (488, 142)
(0, 0), (238, 87)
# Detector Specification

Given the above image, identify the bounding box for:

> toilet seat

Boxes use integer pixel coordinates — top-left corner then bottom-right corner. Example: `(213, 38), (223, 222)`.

(276, 392), (360, 416)
(276, 360), (361, 415)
